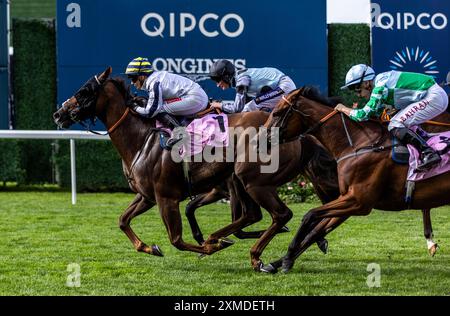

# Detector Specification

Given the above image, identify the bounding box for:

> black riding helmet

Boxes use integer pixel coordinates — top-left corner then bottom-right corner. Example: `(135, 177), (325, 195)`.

(209, 59), (236, 85)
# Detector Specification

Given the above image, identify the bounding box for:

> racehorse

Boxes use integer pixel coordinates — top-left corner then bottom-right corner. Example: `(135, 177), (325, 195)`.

(52, 67), (330, 270)
(262, 86), (450, 273)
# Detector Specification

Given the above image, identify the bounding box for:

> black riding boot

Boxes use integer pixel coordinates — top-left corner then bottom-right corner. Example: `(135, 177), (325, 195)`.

(391, 127), (441, 171)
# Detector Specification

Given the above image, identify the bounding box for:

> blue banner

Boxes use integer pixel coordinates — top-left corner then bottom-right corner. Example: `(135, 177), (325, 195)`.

(56, 0), (327, 129)
(371, 0), (449, 92)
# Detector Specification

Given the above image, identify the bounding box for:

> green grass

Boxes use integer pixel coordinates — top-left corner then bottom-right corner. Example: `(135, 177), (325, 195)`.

(0, 192), (449, 296)
(11, 0), (56, 18)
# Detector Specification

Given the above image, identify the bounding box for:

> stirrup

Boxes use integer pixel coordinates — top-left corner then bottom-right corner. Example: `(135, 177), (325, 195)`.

(416, 153), (441, 172)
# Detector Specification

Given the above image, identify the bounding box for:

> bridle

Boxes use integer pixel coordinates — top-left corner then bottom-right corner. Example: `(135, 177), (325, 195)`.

(275, 94), (338, 143)
(61, 75), (131, 136)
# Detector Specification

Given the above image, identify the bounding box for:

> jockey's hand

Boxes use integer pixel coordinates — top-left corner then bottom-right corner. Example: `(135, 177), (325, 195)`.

(210, 101), (223, 110)
(334, 103), (351, 116)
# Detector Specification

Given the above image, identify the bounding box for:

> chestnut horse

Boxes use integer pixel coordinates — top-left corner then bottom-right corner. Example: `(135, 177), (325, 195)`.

(52, 67), (335, 270)
(262, 87), (450, 273)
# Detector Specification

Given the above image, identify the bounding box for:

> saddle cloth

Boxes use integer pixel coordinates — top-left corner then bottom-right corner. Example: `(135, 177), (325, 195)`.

(406, 130), (450, 182)
(157, 113), (229, 159)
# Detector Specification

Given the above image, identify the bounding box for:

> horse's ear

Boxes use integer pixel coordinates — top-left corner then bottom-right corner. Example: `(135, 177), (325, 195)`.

(98, 66), (112, 81)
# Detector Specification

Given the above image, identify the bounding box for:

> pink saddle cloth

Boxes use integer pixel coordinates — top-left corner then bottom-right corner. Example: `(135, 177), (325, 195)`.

(407, 130), (450, 181)
(157, 114), (229, 159)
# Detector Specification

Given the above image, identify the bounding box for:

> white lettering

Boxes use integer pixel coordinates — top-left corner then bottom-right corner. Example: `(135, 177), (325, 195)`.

(377, 12), (394, 30)
(151, 58), (246, 75)
(141, 12), (245, 38)
(180, 13), (196, 37)
(417, 13), (431, 30)
(431, 13), (447, 30)
(141, 13), (164, 37)
(371, 3), (448, 30)
(199, 13), (219, 37)
(220, 13), (245, 38)
(403, 12), (415, 30)
(181, 58), (197, 73)
(66, 3), (81, 28)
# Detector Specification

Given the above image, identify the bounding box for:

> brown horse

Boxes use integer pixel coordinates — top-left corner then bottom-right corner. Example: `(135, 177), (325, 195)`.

(262, 86), (450, 273)
(52, 67), (334, 270)
(186, 113), (450, 256)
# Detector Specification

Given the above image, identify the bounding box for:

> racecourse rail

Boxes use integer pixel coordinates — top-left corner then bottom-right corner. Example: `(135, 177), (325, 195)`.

(0, 130), (110, 204)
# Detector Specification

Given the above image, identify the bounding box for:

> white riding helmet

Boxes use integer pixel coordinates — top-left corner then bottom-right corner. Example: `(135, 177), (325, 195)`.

(341, 64), (376, 90)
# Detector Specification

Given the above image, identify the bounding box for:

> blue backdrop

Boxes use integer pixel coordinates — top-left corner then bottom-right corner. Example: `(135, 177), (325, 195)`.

(56, 0), (328, 129)
(371, 0), (449, 91)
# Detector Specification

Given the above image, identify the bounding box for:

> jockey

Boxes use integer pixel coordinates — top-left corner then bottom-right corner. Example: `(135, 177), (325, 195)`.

(335, 64), (449, 171)
(125, 57), (208, 128)
(208, 59), (296, 113)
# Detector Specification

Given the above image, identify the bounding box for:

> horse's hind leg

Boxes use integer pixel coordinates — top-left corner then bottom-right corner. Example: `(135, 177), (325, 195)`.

(186, 188), (226, 245)
(119, 194), (163, 256)
(422, 209), (438, 256)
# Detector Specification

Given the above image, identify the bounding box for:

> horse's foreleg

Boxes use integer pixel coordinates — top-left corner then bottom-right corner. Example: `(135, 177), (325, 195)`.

(422, 208), (438, 256)
(244, 187), (293, 271)
(270, 193), (371, 273)
(119, 194), (162, 256)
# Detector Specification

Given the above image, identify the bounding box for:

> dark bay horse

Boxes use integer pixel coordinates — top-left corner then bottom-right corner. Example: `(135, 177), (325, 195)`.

(262, 87), (450, 273)
(52, 67), (333, 270)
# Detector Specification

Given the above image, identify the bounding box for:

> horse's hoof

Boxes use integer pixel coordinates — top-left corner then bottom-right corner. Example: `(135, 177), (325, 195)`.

(317, 238), (328, 254)
(281, 258), (294, 274)
(260, 263), (279, 274)
(198, 253), (207, 259)
(219, 237), (235, 249)
(151, 244), (164, 257)
(280, 226), (290, 233)
(428, 243), (438, 257)
(252, 260), (264, 272)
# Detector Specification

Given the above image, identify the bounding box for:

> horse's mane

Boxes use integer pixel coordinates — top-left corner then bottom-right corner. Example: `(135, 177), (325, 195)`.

(108, 77), (133, 103)
(296, 86), (342, 107)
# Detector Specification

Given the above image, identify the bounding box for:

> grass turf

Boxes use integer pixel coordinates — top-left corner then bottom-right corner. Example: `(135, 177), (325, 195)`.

(0, 192), (449, 296)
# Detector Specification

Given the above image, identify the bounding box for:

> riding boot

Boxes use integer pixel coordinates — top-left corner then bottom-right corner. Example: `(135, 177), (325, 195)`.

(391, 127), (441, 171)
(155, 112), (184, 149)
(155, 112), (181, 129)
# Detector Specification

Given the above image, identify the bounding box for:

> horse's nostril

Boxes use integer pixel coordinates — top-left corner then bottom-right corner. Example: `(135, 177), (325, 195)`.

(53, 112), (60, 120)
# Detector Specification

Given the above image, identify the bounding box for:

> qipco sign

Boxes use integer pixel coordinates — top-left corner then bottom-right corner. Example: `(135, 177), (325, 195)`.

(372, 2), (448, 30)
(140, 12), (245, 38)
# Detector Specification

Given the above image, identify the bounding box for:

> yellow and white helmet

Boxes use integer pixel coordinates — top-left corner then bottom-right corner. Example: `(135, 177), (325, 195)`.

(124, 57), (153, 76)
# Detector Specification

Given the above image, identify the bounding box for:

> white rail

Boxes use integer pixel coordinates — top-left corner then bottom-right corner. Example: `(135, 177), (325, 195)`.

(0, 130), (110, 204)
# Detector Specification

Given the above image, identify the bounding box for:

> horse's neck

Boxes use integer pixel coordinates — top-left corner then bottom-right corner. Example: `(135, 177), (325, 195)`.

(102, 97), (157, 168)
(307, 103), (385, 159)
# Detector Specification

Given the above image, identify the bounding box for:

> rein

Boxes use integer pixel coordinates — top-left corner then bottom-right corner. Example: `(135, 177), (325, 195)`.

(302, 109), (338, 135)
(281, 95), (339, 138)
(79, 106), (131, 136)
(280, 96), (392, 163)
